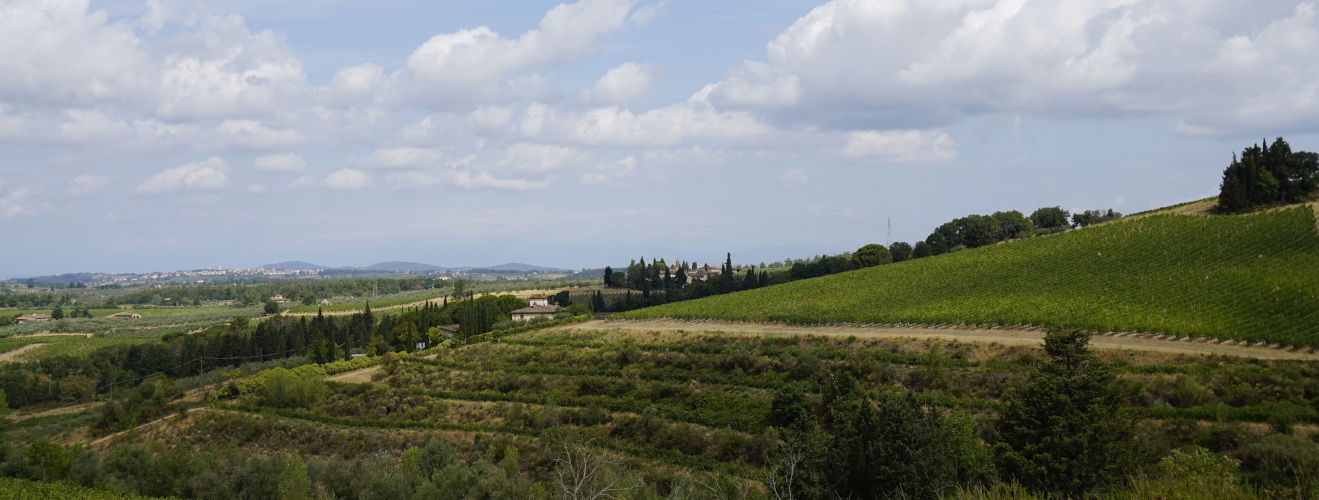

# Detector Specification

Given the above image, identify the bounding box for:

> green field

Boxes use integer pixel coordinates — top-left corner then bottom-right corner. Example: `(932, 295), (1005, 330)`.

(618, 207), (1319, 345)
(0, 306), (262, 339)
(285, 280), (597, 313)
(0, 335), (152, 360)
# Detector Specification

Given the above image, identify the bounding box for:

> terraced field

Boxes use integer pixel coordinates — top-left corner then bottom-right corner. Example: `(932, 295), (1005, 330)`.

(0, 306), (263, 339)
(118, 325), (1317, 477)
(619, 207), (1319, 346)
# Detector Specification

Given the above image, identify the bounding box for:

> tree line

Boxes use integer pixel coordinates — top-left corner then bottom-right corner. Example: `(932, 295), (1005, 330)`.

(1218, 137), (1318, 213)
(0, 295), (533, 409)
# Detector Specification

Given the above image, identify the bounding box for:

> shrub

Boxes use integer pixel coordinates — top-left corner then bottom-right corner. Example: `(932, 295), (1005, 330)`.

(258, 369), (329, 409)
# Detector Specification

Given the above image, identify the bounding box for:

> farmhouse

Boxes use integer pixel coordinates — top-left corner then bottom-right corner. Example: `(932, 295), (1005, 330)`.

(110, 311), (142, 319)
(14, 313), (52, 325)
(269, 295), (287, 303)
(511, 295), (559, 321)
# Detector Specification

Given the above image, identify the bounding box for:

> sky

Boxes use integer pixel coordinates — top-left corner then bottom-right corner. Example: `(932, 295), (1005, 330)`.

(3, 0), (1319, 277)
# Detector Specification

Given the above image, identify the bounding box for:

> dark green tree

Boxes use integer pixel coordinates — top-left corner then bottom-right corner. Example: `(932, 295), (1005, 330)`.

(1071, 209), (1122, 228)
(992, 210), (1034, 239)
(264, 300), (280, 315)
(603, 266), (613, 287)
(925, 221), (961, 255)
(1218, 138), (1318, 213)
(1030, 207), (1071, 231)
(850, 243), (892, 268)
(911, 241), (933, 258)
(958, 214), (1004, 248)
(51, 307), (64, 320)
(888, 241), (913, 262)
(994, 329), (1134, 496)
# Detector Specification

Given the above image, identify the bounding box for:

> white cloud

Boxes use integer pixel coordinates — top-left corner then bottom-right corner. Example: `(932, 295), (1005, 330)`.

(356, 147), (444, 170)
(322, 168), (373, 190)
(136, 158), (228, 194)
(326, 63), (387, 103)
(399, 0), (641, 106)
(839, 130), (957, 164)
(452, 170), (548, 191)
(580, 156), (637, 184)
(777, 168), (809, 188)
(703, 0), (1319, 134)
(215, 120), (305, 149)
(68, 174), (111, 196)
(583, 62), (654, 104)
(0, 187), (37, 218)
(253, 154), (306, 173)
(155, 14), (308, 120)
(499, 143), (582, 173)
(516, 100), (768, 147)
(0, 0), (152, 105)
(57, 109), (133, 143)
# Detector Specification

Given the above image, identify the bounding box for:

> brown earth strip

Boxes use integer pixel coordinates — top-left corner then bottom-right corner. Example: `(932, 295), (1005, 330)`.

(0, 343), (49, 362)
(559, 320), (1318, 361)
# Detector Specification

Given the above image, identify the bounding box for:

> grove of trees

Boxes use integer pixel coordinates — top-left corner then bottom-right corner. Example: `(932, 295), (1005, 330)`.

(1218, 137), (1319, 213)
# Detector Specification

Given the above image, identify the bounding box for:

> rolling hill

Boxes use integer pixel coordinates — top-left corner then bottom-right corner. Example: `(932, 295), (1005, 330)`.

(618, 206), (1319, 346)
(259, 261), (327, 271)
(362, 261), (448, 272)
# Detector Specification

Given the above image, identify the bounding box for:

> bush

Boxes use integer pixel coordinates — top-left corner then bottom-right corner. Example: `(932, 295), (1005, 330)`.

(258, 369), (329, 409)
(1240, 433), (1319, 495)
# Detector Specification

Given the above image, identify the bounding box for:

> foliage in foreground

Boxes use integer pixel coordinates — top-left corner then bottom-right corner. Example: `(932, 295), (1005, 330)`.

(619, 207), (1319, 345)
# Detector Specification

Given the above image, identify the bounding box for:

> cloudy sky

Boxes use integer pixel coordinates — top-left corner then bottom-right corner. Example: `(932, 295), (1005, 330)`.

(2, 0), (1318, 276)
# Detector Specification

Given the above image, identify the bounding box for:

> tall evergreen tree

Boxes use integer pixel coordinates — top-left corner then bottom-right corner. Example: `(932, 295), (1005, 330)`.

(994, 329), (1134, 496)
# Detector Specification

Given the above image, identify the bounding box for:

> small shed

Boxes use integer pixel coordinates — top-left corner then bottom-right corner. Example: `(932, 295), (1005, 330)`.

(110, 311), (143, 319)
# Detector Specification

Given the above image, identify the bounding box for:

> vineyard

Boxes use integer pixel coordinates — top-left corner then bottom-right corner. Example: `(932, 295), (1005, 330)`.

(68, 325), (1319, 497)
(0, 306), (264, 339)
(4, 322), (1317, 497)
(618, 207), (1319, 346)
(0, 335), (152, 361)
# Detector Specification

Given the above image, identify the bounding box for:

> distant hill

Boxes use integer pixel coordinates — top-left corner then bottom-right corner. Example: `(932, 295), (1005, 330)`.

(620, 206), (1319, 346)
(468, 263), (571, 273)
(363, 261), (448, 272)
(260, 261), (327, 271)
(5, 272), (114, 284)
(559, 268), (607, 281)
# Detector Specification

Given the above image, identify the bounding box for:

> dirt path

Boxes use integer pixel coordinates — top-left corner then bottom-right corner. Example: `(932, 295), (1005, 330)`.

(6, 402), (102, 423)
(8, 332), (94, 338)
(91, 407), (210, 448)
(0, 343), (49, 362)
(327, 365), (383, 384)
(560, 320), (1319, 361)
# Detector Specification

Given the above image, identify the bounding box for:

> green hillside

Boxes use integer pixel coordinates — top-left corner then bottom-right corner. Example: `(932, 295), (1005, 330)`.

(618, 206), (1319, 346)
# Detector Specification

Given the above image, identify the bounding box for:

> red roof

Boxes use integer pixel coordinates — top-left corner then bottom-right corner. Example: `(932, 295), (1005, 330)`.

(510, 305), (559, 314)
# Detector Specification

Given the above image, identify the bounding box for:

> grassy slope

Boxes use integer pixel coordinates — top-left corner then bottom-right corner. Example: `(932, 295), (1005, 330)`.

(618, 207), (1319, 345)
(0, 335), (152, 360)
